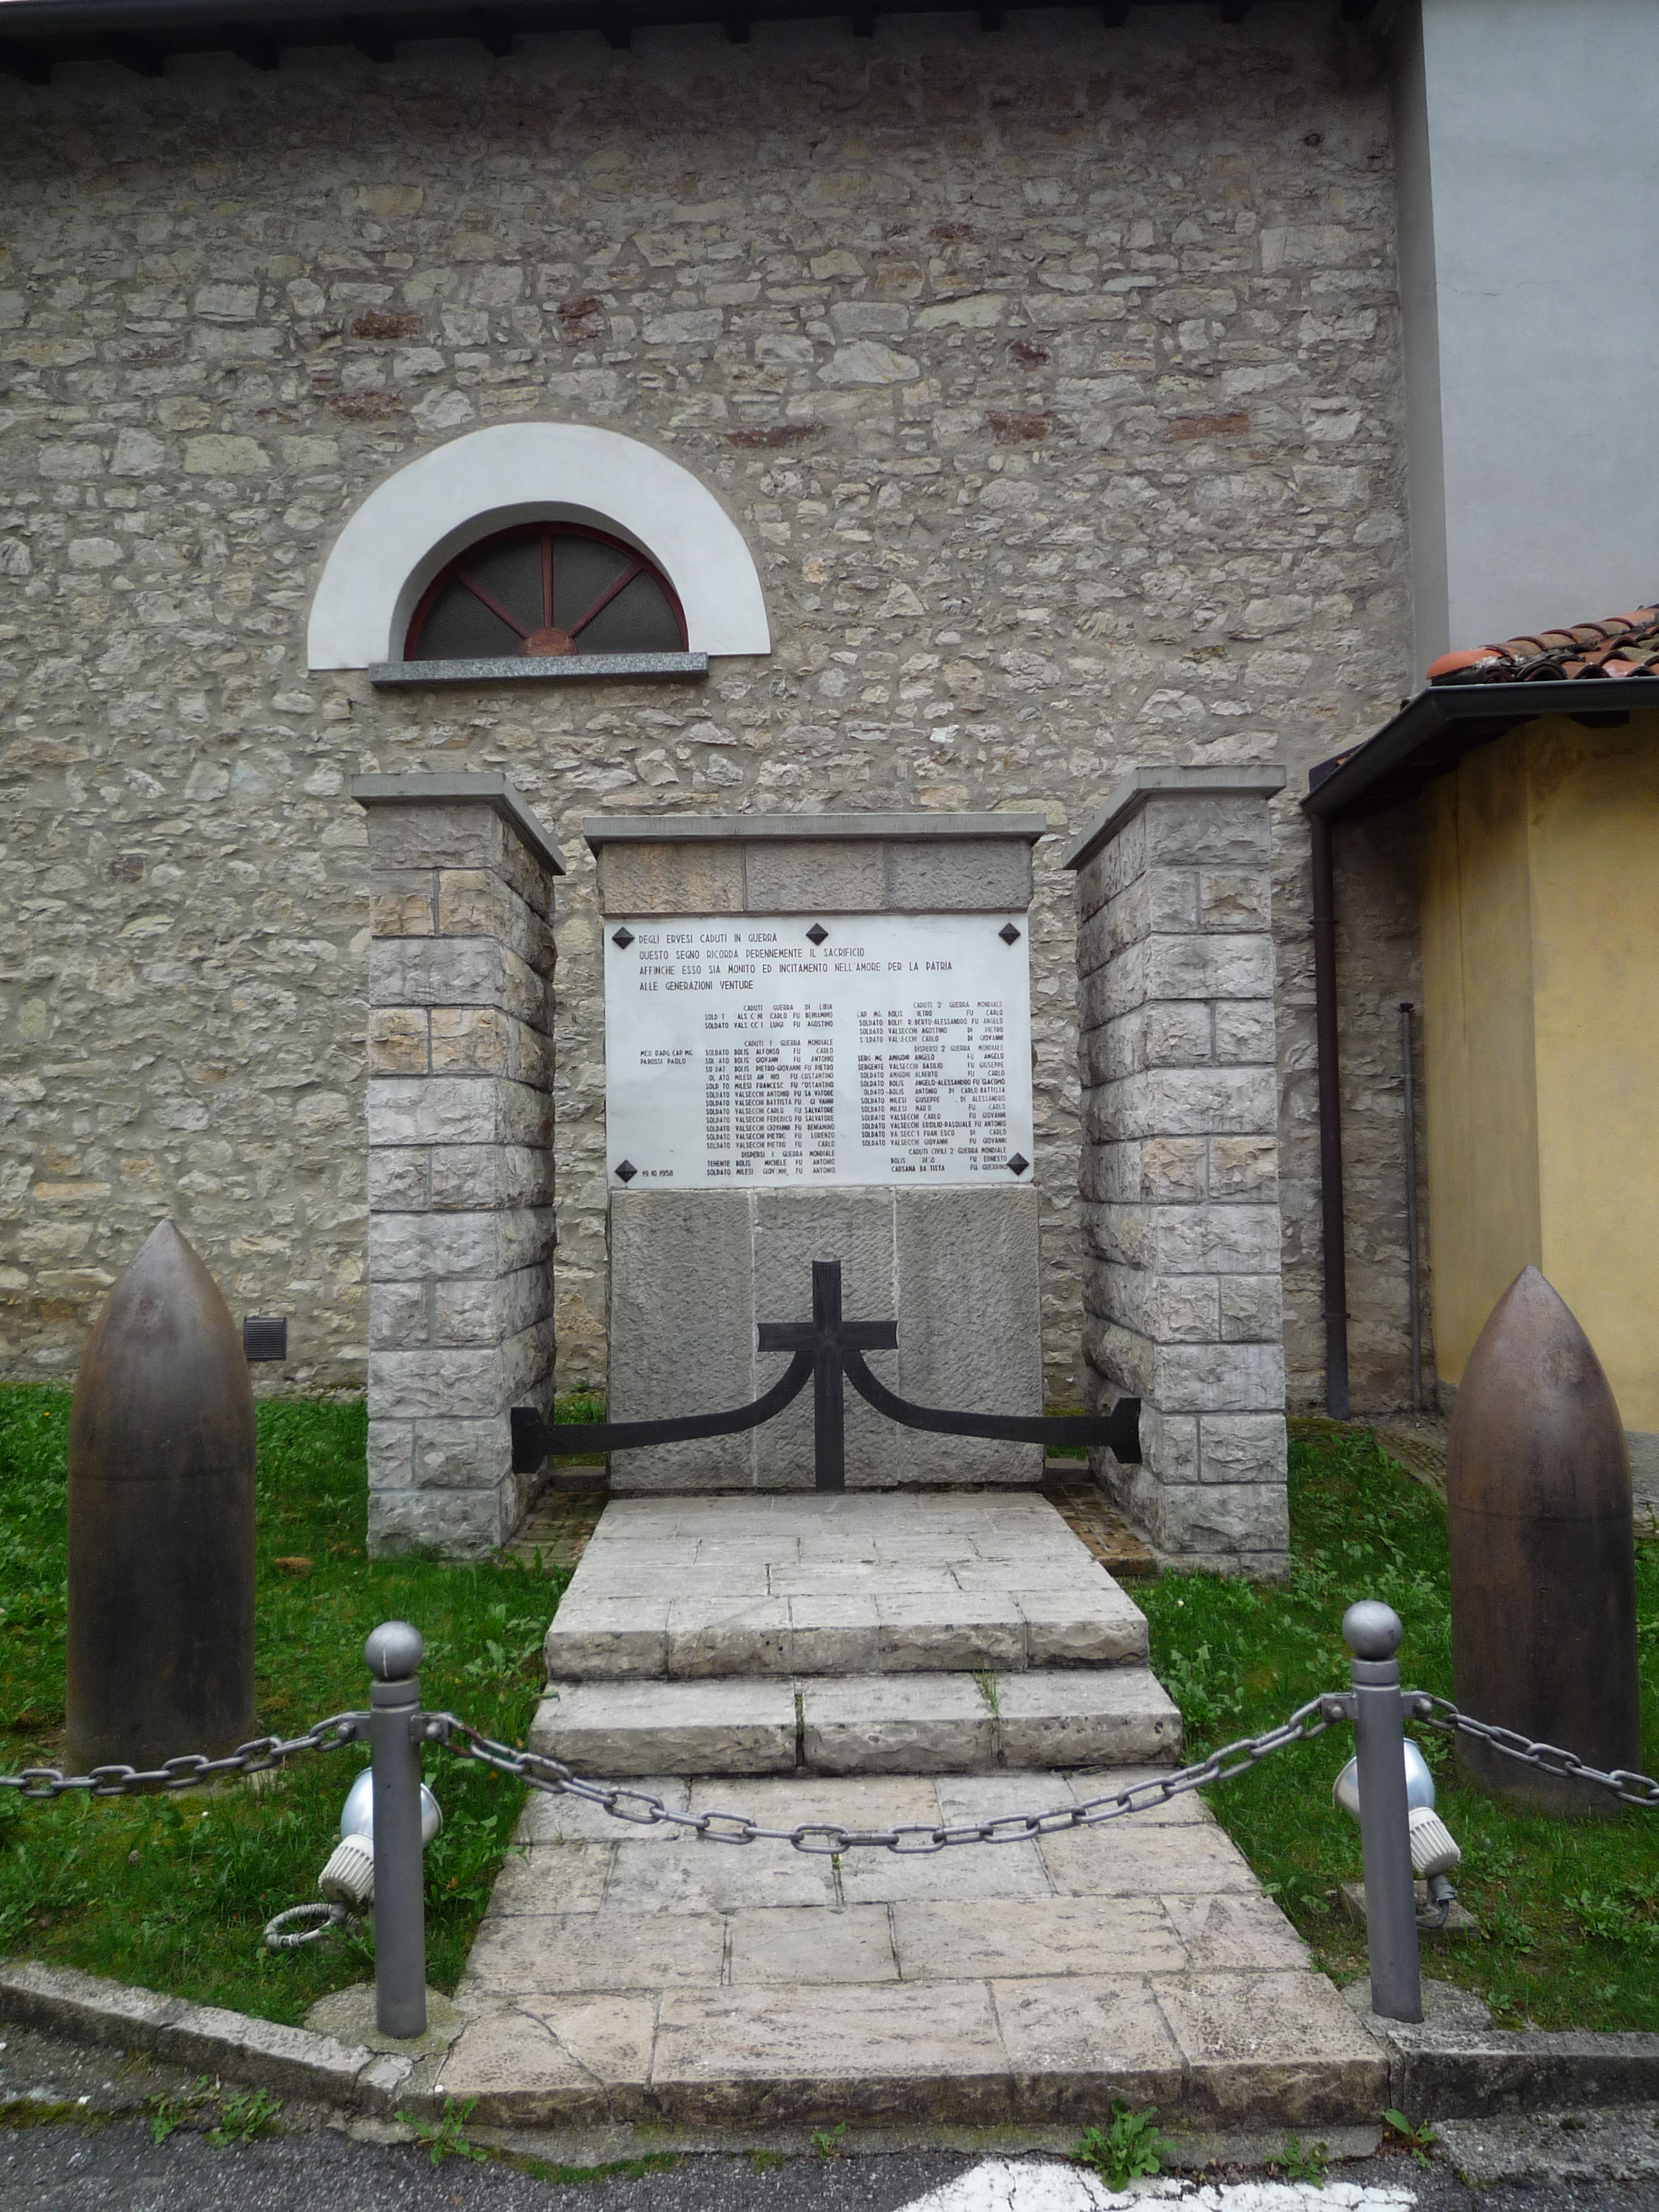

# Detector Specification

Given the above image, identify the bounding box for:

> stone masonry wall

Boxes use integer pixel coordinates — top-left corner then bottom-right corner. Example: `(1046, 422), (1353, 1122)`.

(1327, 800), (1433, 1411)
(0, 8), (1413, 1419)
(1070, 770), (1289, 1574)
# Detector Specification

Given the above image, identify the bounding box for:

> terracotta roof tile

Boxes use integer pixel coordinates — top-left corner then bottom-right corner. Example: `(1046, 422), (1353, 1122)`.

(1428, 601), (1659, 686)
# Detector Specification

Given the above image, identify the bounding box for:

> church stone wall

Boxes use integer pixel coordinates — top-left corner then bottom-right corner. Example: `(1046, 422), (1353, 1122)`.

(0, 8), (1410, 1418)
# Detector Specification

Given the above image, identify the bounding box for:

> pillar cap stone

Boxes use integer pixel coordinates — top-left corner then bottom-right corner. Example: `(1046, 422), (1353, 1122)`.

(352, 773), (565, 876)
(583, 810), (1047, 853)
(1061, 766), (1288, 874)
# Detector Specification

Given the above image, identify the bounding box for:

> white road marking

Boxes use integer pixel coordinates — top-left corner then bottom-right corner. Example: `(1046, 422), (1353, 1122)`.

(888, 2160), (1416, 2212)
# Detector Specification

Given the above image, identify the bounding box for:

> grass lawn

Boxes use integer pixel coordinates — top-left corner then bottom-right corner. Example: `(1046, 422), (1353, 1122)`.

(1139, 1420), (1659, 2033)
(0, 1383), (566, 2026)
(5, 1387), (1659, 2037)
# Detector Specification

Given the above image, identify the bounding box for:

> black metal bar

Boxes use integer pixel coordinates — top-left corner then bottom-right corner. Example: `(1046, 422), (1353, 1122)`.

(511, 1258), (1142, 1484)
(841, 1346), (1141, 1463)
(757, 1264), (896, 1493)
(511, 1350), (814, 1474)
(811, 1258), (845, 1493)
(1310, 810), (1350, 1419)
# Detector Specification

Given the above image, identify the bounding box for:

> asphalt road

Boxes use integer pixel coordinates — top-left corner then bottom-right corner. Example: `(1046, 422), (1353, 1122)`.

(9, 2122), (1659, 2212)
(4, 2021), (1659, 2212)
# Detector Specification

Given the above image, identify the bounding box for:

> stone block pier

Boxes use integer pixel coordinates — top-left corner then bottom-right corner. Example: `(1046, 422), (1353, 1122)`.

(1065, 768), (1292, 1580)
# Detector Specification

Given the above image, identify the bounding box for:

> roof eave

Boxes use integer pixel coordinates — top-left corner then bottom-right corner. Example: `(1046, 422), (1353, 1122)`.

(0, 0), (1372, 72)
(1302, 678), (1659, 823)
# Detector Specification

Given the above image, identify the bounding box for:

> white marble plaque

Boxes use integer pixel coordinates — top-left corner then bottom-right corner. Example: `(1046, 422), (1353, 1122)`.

(604, 913), (1034, 1188)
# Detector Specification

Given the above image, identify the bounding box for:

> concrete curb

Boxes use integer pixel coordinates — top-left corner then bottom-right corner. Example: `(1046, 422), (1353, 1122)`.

(1346, 1980), (1659, 2119)
(1369, 2017), (1659, 2120)
(0, 1960), (440, 2117)
(8, 1956), (1659, 2133)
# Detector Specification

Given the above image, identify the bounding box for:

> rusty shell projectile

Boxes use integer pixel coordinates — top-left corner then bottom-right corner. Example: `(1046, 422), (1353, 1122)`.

(66, 1219), (256, 1772)
(1447, 1264), (1640, 1815)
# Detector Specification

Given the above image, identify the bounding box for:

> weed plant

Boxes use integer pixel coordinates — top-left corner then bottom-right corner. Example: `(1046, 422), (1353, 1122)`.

(1138, 1421), (1659, 2031)
(397, 2094), (489, 2167)
(1072, 2102), (1168, 2189)
(0, 1385), (566, 2024)
(549, 1390), (607, 1464)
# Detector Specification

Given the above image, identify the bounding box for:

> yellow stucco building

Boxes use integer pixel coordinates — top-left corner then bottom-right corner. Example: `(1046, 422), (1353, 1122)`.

(1419, 712), (1659, 1430)
(1304, 611), (1659, 1484)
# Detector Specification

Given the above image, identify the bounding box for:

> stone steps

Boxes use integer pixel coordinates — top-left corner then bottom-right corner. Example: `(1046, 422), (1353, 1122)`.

(531, 1667), (1182, 1777)
(452, 1493), (1381, 2135)
(541, 1487), (1151, 1681)
(542, 1586), (1149, 1680)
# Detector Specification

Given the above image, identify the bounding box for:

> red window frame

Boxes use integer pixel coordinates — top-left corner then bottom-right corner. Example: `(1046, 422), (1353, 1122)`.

(403, 521), (689, 660)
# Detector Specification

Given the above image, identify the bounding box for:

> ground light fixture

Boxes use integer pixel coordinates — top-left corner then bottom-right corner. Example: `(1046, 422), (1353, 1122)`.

(318, 1767), (444, 1912)
(1333, 1738), (1463, 1927)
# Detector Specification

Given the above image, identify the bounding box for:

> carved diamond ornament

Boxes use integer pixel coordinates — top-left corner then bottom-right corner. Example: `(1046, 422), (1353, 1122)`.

(999, 922), (1021, 945)
(1007, 1153), (1030, 1176)
(806, 922), (830, 945)
(614, 1159), (638, 1184)
(612, 927), (635, 950)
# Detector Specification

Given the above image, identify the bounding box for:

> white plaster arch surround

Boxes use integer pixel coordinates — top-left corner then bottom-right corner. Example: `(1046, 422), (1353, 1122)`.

(306, 422), (771, 668)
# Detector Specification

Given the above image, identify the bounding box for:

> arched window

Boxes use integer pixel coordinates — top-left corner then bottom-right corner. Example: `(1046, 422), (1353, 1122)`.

(306, 423), (770, 682)
(405, 522), (688, 663)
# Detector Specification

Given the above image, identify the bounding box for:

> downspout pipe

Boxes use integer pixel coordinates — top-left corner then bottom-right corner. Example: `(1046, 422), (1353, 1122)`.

(1310, 811), (1350, 1419)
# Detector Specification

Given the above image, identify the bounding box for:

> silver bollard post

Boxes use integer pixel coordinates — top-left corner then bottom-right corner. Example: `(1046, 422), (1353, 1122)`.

(365, 1621), (427, 2039)
(1343, 1599), (1422, 2023)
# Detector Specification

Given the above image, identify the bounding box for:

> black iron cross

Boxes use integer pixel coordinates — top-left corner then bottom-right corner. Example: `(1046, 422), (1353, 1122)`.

(757, 1259), (897, 1492)
(510, 1255), (1140, 1484)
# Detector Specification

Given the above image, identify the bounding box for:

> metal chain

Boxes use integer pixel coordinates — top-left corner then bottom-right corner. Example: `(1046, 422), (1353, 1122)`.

(1409, 1691), (1659, 1809)
(0, 1714), (366, 1800)
(18, 1683), (1657, 1838)
(426, 1693), (1344, 1852)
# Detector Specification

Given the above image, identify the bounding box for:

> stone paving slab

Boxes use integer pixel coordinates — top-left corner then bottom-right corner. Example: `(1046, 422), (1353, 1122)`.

(543, 1490), (1150, 1680)
(533, 1679), (798, 1774)
(446, 1767), (1388, 2130)
(994, 1668), (1182, 1766)
(803, 1675), (994, 1774)
(529, 1666), (1181, 1775)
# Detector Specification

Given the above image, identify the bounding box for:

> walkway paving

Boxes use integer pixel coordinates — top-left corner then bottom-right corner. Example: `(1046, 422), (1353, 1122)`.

(442, 1490), (1384, 2133)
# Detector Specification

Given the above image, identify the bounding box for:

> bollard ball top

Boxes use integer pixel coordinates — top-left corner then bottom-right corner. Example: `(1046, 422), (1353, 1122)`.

(364, 1620), (423, 1681)
(1342, 1600), (1403, 1660)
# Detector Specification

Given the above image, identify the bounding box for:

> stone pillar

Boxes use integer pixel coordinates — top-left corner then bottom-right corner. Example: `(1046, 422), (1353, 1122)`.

(352, 773), (564, 1558)
(1064, 768), (1290, 1577)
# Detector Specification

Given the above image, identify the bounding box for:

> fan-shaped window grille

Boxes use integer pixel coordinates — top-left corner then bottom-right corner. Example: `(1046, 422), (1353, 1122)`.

(405, 522), (688, 662)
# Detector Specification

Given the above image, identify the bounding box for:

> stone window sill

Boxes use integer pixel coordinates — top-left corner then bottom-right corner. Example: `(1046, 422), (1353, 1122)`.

(368, 652), (709, 687)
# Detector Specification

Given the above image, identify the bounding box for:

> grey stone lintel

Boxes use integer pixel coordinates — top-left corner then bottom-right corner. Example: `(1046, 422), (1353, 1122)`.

(352, 772), (566, 877)
(585, 811), (1048, 847)
(586, 809), (1047, 918)
(367, 652), (709, 686)
(1062, 766), (1289, 874)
